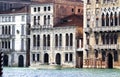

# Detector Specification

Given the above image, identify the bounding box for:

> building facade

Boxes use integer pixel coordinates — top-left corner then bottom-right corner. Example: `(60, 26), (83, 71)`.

(84, 0), (120, 68)
(0, 7), (30, 67)
(30, 1), (83, 68)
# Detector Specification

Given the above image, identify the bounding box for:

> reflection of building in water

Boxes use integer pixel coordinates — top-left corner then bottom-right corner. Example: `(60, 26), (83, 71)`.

(84, 0), (120, 68)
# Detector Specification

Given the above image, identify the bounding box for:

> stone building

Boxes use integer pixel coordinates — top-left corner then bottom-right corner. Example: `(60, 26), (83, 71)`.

(84, 0), (120, 68)
(0, 6), (30, 67)
(30, 1), (83, 68)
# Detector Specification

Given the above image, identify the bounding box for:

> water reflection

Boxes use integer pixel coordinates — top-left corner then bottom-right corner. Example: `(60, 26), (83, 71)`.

(3, 67), (120, 77)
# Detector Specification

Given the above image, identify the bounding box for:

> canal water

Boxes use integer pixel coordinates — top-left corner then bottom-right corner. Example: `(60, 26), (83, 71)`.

(3, 67), (120, 77)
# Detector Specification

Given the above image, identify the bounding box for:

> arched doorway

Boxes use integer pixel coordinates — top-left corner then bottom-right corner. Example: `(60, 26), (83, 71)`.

(107, 53), (113, 68)
(18, 55), (24, 67)
(56, 53), (61, 65)
(44, 53), (49, 64)
(3, 55), (8, 66)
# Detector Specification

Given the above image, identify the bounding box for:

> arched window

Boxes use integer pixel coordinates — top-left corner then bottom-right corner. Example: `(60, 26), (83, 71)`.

(102, 34), (105, 44)
(8, 41), (10, 48)
(59, 34), (62, 47)
(48, 15), (50, 25)
(48, 6), (51, 11)
(37, 35), (40, 47)
(66, 34), (69, 46)
(43, 35), (46, 47)
(106, 34), (109, 44)
(47, 35), (50, 47)
(102, 13), (105, 26)
(55, 34), (58, 47)
(44, 15), (46, 25)
(95, 50), (98, 58)
(9, 26), (11, 34)
(114, 50), (118, 61)
(110, 34), (113, 44)
(5, 41), (7, 48)
(34, 16), (36, 25)
(102, 50), (106, 61)
(2, 41), (4, 48)
(106, 13), (109, 26)
(119, 12), (120, 25)
(115, 12), (118, 26)
(2, 26), (4, 34)
(70, 33), (73, 46)
(33, 35), (36, 47)
(114, 34), (118, 44)
(110, 12), (113, 26)
(5, 26), (7, 34)
(38, 16), (40, 25)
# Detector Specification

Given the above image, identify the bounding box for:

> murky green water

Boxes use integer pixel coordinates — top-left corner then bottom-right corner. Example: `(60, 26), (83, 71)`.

(3, 67), (120, 77)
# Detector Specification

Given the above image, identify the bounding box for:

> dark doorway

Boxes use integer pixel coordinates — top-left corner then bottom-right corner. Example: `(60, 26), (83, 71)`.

(44, 53), (49, 64)
(3, 55), (8, 66)
(76, 51), (83, 68)
(18, 55), (24, 67)
(107, 53), (113, 68)
(56, 53), (61, 65)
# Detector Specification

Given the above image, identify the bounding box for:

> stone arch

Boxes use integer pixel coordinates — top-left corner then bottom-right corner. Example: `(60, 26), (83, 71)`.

(55, 53), (61, 65)
(3, 55), (8, 66)
(18, 55), (24, 67)
(107, 53), (113, 68)
(44, 53), (49, 64)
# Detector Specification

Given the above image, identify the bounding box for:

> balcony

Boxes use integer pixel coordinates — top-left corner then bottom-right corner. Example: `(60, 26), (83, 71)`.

(93, 44), (120, 50)
(2, 48), (12, 52)
(31, 25), (42, 30)
(0, 35), (11, 39)
(84, 27), (92, 33)
(55, 46), (64, 50)
(85, 45), (91, 51)
(93, 26), (120, 32)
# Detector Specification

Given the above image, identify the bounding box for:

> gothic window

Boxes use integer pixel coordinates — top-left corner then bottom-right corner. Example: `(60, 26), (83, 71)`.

(2, 41), (4, 48)
(102, 50), (106, 61)
(8, 41), (10, 49)
(115, 12), (117, 26)
(33, 35), (36, 47)
(5, 41), (7, 48)
(37, 35), (40, 47)
(43, 35), (46, 47)
(66, 34), (69, 46)
(70, 33), (73, 46)
(106, 34), (109, 44)
(114, 34), (118, 44)
(102, 34), (105, 44)
(102, 13), (105, 26)
(47, 35), (50, 47)
(55, 34), (58, 47)
(114, 50), (118, 61)
(95, 33), (99, 45)
(95, 50), (98, 58)
(106, 13), (109, 26)
(110, 12), (113, 26)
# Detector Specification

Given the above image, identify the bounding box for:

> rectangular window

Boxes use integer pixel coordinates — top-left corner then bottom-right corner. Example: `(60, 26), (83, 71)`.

(32, 54), (35, 61)
(21, 16), (25, 21)
(70, 53), (73, 62)
(21, 25), (24, 35)
(65, 53), (68, 62)
(37, 54), (40, 61)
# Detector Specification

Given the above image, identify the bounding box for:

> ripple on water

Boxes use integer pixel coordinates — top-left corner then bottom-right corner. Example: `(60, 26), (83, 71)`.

(3, 68), (120, 77)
